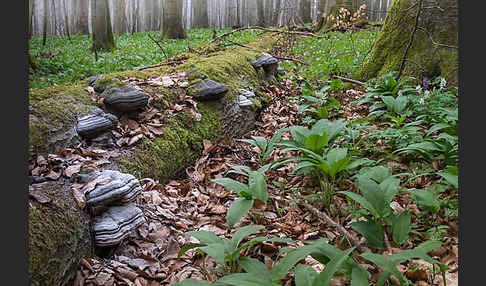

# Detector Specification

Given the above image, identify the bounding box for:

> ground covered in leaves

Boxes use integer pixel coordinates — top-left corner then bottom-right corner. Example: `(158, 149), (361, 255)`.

(29, 28), (458, 286)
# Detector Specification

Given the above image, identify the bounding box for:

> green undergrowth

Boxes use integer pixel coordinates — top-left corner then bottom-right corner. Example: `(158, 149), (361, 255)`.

(29, 28), (262, 89)
(282, 29), (378, 81)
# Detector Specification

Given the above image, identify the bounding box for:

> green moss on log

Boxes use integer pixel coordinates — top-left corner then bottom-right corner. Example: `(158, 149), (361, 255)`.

(119, 102), (222, 181)
(28, 183), (92, 286)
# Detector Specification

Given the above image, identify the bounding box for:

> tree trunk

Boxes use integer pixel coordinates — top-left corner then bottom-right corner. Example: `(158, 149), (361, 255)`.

(115, 0), (127, 34)
(162, 0), (186, 39)
(301, 0), (312, 23)
(91, 0), (116, 52)
(78, 0), (90, 34)
(145, 0), (153, 31)
(257, 0), (265, 26)
(63, 0), (71, 38)
(42, 0), (48, 45)
(29, 0), (34, 39)
(51, 0), (58, 35)
(357, 0), (458, 84)
(153, 0), (161, 30)
(273, 0), (281, 26)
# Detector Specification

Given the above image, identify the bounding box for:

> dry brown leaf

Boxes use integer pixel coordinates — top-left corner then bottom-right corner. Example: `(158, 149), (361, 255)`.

(72, 186), (86, 209)
(45, 170), (62, 180)
(64, 164), (82, 178)
(29, 189), (51, 204)
(128, 134), (144, 146)
(146, 125), (165, 136)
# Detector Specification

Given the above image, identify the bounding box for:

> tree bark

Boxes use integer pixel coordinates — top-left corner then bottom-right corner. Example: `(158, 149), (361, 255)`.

(301, 0), (312, 23)
(42, 0), (48, 46)
(29, 0), (34, 39)
(257, 0), (265, 26)
(162, 0), (186, 39)
(91, 0), (116, 52)
(116, 0), (127, 34)
(62, 0), (71, 38)
(357, 0), (458, 84)
(78, 0), (90, 34)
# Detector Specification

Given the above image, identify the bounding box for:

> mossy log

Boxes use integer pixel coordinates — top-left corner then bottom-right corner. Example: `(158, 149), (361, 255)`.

(28, 35), (279, 285)
(28, 181), (93, 286)
(357, 0), (458, 84)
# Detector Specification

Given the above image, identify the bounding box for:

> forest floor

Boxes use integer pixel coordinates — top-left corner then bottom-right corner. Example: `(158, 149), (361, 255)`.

(29, 27), (458, 286)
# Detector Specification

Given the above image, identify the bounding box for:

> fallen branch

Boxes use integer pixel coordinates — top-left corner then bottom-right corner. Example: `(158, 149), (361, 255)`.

(209, 25), (327, 45)
(134, 60), (183, 71)
(225, 39), (308, 65)
(299, 199), (371, 253)
(332, 75), (366, 85)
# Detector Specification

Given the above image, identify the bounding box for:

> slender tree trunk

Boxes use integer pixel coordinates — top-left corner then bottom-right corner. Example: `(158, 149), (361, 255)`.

(301, 0), (312, 23)
(162, 0), (186, 39)
(51, 0), (57, 35)
(257, 0), (265, 26)
(63, 0), (71, 38)
(42, 0), (48, 45)
(29, 0), (34, 39)
(145, 0), (153, 31)
(91, 0), (116, 52)
(273, 0), (281, 26)
(153, 0), (160, 30)
(78, 0), (90, 34)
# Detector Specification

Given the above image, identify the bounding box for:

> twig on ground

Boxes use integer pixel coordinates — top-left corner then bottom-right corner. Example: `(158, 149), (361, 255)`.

(332, 75), (366, 85)
(299, 199), (371, 253)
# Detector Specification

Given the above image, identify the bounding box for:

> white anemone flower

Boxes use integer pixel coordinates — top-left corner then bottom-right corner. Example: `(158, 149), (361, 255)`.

(440, 78), (447, 89)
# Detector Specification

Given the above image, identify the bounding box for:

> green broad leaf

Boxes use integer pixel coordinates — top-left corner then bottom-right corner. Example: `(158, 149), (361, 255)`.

(212, 178), (249, 195)
(351, 221), (385, 250)
(178, 243), (204, 258)
(184, 230), (224, 245)
(338, 191), (379, 219)
(379, 176), (400, 206)
(251, 136), (268, 153)
(294, 264), (318, 286)
(394, 95), (408, 113)
(238, 257), (270, 276)
(199, 243), (226, 265)
(312, 247), (355, 286)
(289, 126), (312, 146)
(237, 138), (260, 149)
(426, 123), (451, 136)
(227, 198), (254, 228)
(271, 240), (327, 281)
(391, 211), (411, 246)
(305, 133), (328, 154)
(311, 119), (345, 144)
(350, 266), (371, 286)
(358, 166), (391, 183)
(359, 253), (407, 286)
(231, 225), (264, 249)
(248, 171), (268, 203)
(408, 189), (441, 213)
(326, 148), (348, 164)
(172, 279), (212, 286)
(437, 171), (458, 189)
(347, 158), (375, 170)
(230, 165), (252, 174)
(316, 106), (329, 119)
(328, 156), (350, 179)
(216, 273), (280, 286)
(356, 176), (388, 218)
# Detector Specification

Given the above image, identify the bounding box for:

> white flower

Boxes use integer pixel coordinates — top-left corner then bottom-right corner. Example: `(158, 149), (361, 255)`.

(416, 85), (422, 93)
(424, 90), (430, 98)
(419, 98), (425, 105)
(398, 90), (403, 96)
(440, 78), (447, 89)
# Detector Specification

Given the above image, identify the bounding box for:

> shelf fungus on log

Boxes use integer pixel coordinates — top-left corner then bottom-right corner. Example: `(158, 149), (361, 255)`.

(84, 170), (142, 207)
(237, 88), (256, 108)
(76, 108), (118, 139)
(251, 53), (278, 79)
(188, 78), (229, 101)
(86, 74), (104, 87)
(101, 85), (149, 113)
(92, 204), (145, 247)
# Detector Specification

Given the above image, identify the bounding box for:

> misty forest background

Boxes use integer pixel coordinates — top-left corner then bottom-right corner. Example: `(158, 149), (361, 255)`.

(30, 0), (391, 36)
